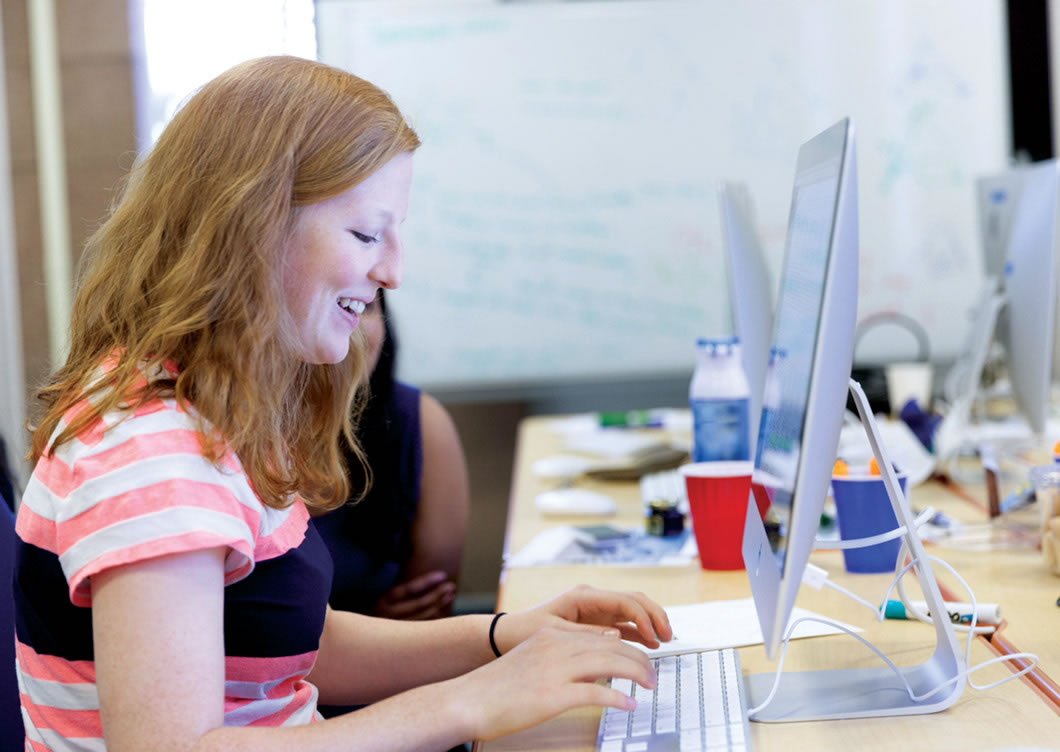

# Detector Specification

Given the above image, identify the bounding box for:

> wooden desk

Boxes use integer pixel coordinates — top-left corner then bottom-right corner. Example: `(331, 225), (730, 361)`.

(904, 477), (1060, 705)
(479, 416), (1060, 751)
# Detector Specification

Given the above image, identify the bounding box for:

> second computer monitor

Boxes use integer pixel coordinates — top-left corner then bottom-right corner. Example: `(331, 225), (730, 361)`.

(741, 117), (859, 658)
(994, 160), (1058, 435)
(720, 181), (774, 459)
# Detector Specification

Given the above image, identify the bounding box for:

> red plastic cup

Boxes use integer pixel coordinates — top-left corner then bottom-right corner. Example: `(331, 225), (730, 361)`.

(679, 461), (758, 570)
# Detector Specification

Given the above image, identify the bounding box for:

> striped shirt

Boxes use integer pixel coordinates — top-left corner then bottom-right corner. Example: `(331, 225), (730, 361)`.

(14, 363), (334, 750)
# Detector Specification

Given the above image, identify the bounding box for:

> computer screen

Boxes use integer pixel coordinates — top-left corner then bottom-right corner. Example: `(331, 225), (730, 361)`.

(945, 160), (1059, 444)
(741, 118), (858, 658)
(993, 160), (1058, 436)
(720, 182), (774, 460)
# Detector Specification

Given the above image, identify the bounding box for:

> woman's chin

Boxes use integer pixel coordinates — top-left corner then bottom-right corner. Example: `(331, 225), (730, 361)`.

(300, 341), (351, 366)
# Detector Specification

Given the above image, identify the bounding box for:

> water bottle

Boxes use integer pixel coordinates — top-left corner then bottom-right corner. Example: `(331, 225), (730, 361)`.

(690, 337), (752, 462)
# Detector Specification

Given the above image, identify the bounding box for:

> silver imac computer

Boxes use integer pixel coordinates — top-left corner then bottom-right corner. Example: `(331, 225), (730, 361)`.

(992, 159), (1058, 436)
(937, 160), (1058, 457)
(741, 117), (857, 662)
(740, 118), (965, 721)
(720, 182), (774, 459)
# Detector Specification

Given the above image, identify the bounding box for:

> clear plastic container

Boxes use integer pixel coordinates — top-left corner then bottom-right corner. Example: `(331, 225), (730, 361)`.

(689, 337), (751, 462)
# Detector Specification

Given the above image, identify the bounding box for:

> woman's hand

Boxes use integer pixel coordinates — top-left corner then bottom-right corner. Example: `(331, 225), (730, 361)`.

(369, 570), (455, 620)
(451, 626), (656, 742)
(494, 584), (673, 655)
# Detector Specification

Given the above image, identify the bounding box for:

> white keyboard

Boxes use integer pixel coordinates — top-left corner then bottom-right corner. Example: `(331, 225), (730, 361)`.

(596, 648), (752, 752)
(640, 470), (688, 514)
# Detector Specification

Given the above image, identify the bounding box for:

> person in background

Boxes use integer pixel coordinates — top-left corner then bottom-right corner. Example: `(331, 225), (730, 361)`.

(315, 291), (468, 624)
(314, 292), (469, 720)
(13, 56), (670, 751)
(0, 434), (22, 740)
(0, 435), (16, 514)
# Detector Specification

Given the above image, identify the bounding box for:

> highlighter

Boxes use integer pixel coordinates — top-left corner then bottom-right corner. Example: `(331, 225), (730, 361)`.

(882, 599), (1001, 625)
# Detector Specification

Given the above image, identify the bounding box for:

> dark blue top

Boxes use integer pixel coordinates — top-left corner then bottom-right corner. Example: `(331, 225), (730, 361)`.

(313, 381), (422, 719)
(313, 381), (423, 614)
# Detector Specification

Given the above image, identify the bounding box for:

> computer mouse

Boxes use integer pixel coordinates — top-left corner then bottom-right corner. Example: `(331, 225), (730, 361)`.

(534, 488), (617, 516)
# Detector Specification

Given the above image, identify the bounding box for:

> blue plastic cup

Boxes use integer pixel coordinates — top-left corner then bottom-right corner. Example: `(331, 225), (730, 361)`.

(831, 472), (908, 573)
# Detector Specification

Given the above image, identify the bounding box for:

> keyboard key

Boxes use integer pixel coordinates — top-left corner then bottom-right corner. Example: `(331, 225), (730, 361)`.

(706, 725), (728, 748)
(725, 687), (742, 720)
(680, 729), (704, 751)
(728, 723), (745, 743)
(603, 717), (628, 740)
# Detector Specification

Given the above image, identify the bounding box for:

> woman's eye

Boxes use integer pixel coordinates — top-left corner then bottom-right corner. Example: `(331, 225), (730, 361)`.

(352, 231), (379, 244)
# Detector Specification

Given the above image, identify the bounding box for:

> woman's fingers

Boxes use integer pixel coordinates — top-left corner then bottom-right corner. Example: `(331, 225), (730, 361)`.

(462, 627), (660, 741)
(579, 587), (673, 647)
(613, 622), (649, 645)
(568, 645), (657, 691)
(625, 590), (674, 643)
(528, 628), (657, 688)
(546, 620), (621, 639)
(559, 682), (637, 713)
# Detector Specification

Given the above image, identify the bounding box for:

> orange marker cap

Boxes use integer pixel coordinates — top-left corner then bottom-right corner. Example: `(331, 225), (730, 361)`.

(1053, 439), (1060, 455)
(869, 457), (881, 475)
(833, 459), (849, 476)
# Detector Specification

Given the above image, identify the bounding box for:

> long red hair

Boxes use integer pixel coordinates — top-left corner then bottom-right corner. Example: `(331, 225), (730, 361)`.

(30, 56), (420, 510)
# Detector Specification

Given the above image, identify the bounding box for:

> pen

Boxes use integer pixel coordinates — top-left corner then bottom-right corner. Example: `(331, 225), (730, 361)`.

(882, 599), (1001, 625)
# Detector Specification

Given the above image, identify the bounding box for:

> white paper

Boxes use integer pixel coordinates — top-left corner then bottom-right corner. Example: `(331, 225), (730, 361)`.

(505, 525), (697, 568)
(563, 430), (672, 460)
(632, 598), (862, 658)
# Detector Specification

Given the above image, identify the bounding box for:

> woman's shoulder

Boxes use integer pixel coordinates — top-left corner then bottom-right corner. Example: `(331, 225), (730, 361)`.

(25, 386), (269, 540)
(18, 389), (308, 605)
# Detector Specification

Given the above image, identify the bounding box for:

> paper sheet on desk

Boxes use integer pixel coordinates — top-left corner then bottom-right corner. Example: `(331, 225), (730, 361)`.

(506, 526), (697, 567)
(632, 599), (862, 658)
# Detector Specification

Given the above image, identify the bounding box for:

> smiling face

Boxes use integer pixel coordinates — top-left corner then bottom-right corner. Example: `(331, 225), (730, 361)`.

(283, 152), (413, 364)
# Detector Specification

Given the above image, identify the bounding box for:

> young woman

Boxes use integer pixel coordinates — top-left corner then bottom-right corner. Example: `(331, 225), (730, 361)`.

(13, 56), (670, 751)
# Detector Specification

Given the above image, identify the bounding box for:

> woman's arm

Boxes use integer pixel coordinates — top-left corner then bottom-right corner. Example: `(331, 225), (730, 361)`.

(93, 552), (669, 750)
(92, 548), (227, 750)
(91, 549), (471, 751)
(408, 393), (469, 581)
(308, 584), (672, 705)
(370, 391), (469, 619)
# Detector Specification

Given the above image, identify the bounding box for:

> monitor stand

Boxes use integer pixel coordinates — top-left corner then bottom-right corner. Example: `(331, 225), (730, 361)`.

(934, 286), (1006, 461)
(746, 378), (967, 722)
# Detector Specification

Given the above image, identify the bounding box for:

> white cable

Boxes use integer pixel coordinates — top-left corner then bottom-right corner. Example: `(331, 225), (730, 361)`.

(885, 547), (996, 635)
(747, 615), (908, 716)
(814, 507), (934, 550)
(751, 555), (1039, 716)
(890, 552), (1039, 692)
(874, 552), (1038, 692)
(820, 578), (879, 615)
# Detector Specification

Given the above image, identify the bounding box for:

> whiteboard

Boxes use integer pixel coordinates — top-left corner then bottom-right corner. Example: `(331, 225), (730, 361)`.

(316, 0), (1010, 391)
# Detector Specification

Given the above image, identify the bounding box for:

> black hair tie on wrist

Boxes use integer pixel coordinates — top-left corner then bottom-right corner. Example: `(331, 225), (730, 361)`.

(489, 612), (507, 658)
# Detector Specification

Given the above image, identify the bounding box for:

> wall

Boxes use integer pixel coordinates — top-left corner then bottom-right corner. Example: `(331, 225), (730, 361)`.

(318, 0), (1011, 391)
(2, 0), (137, 416)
